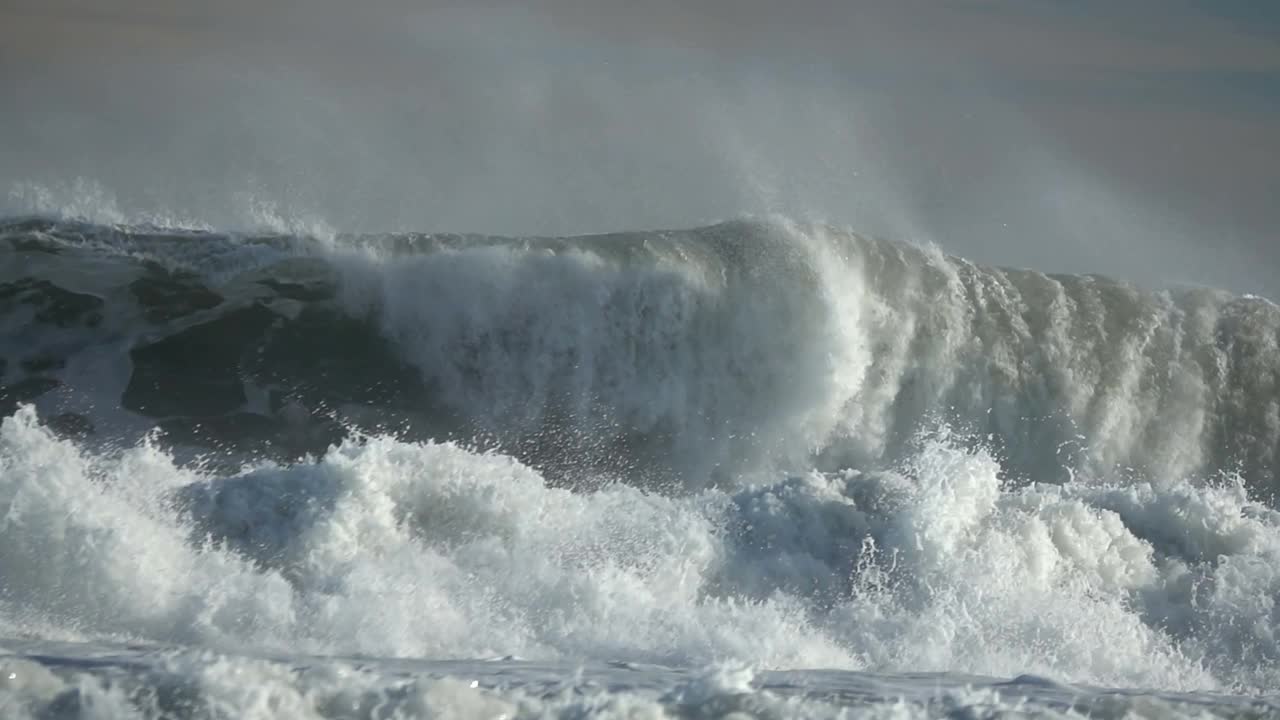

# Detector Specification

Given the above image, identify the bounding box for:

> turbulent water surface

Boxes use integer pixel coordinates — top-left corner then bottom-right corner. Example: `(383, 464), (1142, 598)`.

(1, 216), (1278, 719)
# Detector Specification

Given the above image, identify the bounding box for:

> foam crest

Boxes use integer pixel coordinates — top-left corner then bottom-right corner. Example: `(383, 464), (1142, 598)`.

(0, 408), (298, 649)
(819, 434), (1280, 691)
(2, 407), (1278, 694)
(0, 406), (846, 667)
(3, 179), (334, 239)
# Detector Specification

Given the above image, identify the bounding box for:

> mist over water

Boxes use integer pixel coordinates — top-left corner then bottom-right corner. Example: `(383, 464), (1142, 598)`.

(4, 4), (1275, 296)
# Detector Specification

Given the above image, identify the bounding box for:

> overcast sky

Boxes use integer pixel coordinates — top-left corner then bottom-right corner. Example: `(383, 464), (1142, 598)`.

(1, 1), (1278, 295)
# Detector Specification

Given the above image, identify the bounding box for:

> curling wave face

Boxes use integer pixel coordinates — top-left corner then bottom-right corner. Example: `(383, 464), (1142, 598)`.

(1, 216), (1277, 492)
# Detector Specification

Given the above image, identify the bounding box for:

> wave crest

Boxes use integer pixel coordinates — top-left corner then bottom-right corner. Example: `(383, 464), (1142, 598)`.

(1, 216), (1277, 494)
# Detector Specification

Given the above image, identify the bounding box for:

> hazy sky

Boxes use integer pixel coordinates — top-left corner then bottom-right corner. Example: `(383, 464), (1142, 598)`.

(1, 1), (1278, 294)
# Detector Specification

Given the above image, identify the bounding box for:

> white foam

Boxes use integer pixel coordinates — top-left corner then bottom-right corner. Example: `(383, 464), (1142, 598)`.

(1, 406), (1277, 696)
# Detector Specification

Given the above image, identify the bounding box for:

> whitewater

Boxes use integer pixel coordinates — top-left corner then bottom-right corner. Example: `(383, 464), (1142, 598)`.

(0, 214), (1277, 719)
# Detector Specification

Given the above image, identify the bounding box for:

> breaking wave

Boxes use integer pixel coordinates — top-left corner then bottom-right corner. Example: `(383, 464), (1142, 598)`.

(2, 216), (1277, 492)
(0, 214), (1278, 711)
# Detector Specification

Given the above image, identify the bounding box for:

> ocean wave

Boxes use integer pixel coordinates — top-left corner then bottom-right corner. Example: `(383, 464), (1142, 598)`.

(1, 216), (1276, 494)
